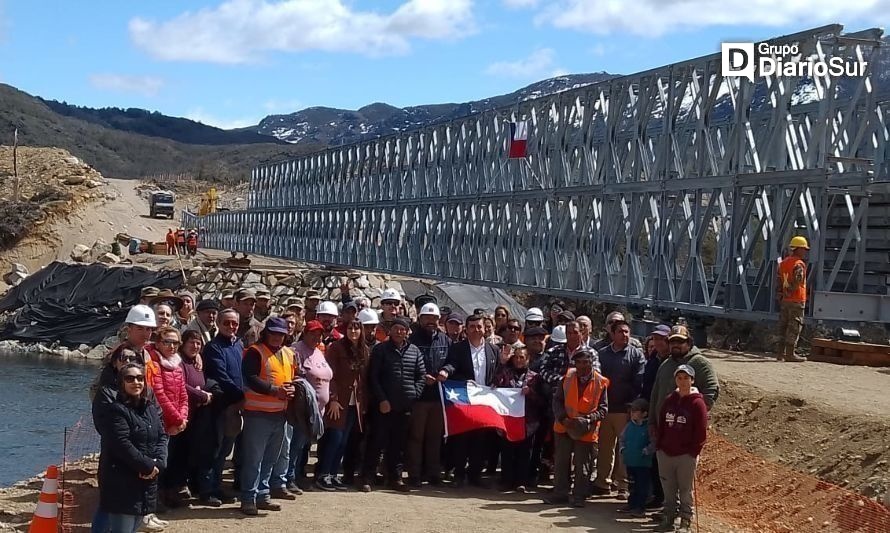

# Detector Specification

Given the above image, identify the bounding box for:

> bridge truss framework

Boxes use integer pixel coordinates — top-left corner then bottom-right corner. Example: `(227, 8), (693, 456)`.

(184, 24), (890, 323)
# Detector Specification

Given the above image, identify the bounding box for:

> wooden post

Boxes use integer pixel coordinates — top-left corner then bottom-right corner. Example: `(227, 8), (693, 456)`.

(12, 128), (19, 202)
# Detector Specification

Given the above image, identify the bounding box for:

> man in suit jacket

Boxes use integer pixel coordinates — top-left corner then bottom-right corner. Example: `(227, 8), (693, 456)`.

(437, 313), (500, 487)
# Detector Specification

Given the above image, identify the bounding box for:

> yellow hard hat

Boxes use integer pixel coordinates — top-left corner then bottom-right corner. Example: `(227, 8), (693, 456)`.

(789, 236), (809, 250)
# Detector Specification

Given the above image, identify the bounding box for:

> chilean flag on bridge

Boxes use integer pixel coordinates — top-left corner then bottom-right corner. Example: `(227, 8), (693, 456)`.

(508, 121), (529, 159)
(440, 380), (526, 442)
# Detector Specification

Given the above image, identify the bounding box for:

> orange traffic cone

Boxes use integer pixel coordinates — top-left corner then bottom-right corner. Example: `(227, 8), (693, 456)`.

(28, 465), (59, 533)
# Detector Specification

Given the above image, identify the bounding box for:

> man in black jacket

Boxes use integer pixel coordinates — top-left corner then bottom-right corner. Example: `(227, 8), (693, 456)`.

(437, 314), (500, 487)
(361, 317), (426, 492)
(406, 303), (452, 487)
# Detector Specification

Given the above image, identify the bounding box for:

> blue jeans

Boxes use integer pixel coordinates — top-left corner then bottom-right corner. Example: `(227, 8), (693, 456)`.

(90, 509), (110, 533)
(271, 422), (296, 488)
(283, 423), (310, 483)
(107, 514), (141, 533)
(240, 411), (286, 504)
(627, 465), (652, 510)
(316, 406), (356, 478)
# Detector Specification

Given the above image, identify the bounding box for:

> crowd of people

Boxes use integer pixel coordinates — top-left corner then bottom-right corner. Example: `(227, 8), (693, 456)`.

(89, 284), (720, 533)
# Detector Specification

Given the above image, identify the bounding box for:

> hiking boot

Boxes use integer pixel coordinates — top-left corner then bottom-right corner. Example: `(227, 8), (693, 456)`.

(388, 479), (410, 493)
(315, 476), (337, 492)
(358, 478), (372, 492)
(654, 516), (677, 531)
(198, 495), (222, 507)
(616, 488), (629, 500)
(256, 500), (282, 511)
(240, 502), (258, 516)
(285, 481), (303, 495)
(678, 517), (692, 532)
(270, 487), (297, 500)
(331, 476), (349, 491)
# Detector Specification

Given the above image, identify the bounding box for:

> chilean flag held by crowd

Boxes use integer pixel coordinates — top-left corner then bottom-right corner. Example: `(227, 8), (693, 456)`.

(440, 380), (526, 442)
(508, 120), (529, 159)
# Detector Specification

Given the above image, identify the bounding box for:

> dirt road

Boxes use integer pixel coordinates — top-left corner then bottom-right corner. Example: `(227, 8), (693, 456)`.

(0, 178), (180, 273)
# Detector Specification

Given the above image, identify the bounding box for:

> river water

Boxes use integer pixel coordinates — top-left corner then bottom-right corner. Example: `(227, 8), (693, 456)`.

(0, 353), (99, 486)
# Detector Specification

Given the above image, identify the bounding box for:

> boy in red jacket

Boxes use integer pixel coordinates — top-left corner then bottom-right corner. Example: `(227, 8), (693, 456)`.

(654, 364), (708, 533)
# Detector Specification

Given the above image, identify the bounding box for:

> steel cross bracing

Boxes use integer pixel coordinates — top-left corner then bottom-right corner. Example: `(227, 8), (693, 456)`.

(184, 24), (890, 321)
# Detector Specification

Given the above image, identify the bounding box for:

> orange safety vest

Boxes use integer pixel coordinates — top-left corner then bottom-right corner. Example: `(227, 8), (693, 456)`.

(553, 368), (609, 443)
(187, 233), (197, 247)
(242, 343), (296, 413)
(375, 323), (389, 343)
(778, 256), (807, 303)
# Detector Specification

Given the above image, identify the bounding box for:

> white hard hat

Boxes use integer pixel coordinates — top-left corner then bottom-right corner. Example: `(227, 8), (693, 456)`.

(419, 302), (441, 317)
(358, 308), (380, 325)
(316, 300), (339, 316)
(525, 307), (545, 322)
(126, 304), (157, 327)
(380, 288), (401, 302)
(550, 325), (567, 344)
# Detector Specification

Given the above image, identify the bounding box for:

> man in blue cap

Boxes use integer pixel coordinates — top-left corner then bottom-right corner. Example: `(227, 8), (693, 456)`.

(641, 324), (671, 509)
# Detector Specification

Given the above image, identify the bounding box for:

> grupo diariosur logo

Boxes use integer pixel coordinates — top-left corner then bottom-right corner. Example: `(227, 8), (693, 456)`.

(721, 42), (868, 83)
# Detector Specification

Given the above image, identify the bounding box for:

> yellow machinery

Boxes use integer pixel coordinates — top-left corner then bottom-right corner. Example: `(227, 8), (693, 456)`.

(198, 187), (219, 216)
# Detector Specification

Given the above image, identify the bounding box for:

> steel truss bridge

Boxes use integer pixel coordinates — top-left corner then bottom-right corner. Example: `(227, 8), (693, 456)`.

(184, 24), (890, 323)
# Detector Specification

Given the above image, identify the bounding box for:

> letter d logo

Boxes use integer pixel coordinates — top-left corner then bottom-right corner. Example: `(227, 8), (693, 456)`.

(721, 42), (755, 83)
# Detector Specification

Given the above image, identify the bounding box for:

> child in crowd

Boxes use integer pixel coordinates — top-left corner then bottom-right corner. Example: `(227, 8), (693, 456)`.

(618, 398), (654, 517)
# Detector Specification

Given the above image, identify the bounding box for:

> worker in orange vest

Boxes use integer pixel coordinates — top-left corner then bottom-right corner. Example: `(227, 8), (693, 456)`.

(775, 236), (809, 362)
(545, 349), (609, 507)
(165, 229), (176, 255)
(187, 229), (198, 256)
(175, 228), (186, 255)
(239, 317), (297, 515)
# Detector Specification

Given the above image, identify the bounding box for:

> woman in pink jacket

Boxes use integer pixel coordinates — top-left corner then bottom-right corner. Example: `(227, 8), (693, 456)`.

(150, 326), (190, 508)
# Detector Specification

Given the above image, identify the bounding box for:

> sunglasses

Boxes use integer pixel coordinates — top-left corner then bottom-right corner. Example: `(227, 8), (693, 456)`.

(159, 339), (181, 346)
(117, 355), (140, 364)
(123, 375), (145, 383)
(507, 326), (522, 331)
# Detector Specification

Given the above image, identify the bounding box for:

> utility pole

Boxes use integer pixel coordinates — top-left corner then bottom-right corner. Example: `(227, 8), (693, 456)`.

(12, 128), (19, 202)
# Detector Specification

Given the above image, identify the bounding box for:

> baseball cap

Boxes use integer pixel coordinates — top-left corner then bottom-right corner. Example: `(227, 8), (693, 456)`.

(264, 317), (289, 334)
(651, 325), (672, 337)
(669, 325), (690, 341)
(440, 306), (452, 316)
(196, 299), (220, 312)
(125, 304), (157, 327)
(628, 398), (650, 411)
(523, 326), (548, 337)
(255, 290), (272, 300)
(221, 290), (235, 300)
(558, 310), (576, 321)
(391, 316), (411, 329)
(286, 298), (305, 310)
(306, 290), (321, 300)
(304, 320), (324, 332)
(446, 313), (464, 324)
(674, 364), (696, 379)
(525, 307), (545, 322)
(235, 289), (257, 301)
(140, 286), (160, 298)
(343, 301), (359, 311)
(419, 303), (441, 317)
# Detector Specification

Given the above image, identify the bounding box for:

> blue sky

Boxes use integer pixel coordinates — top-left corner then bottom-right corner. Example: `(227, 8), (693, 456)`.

(1, 0), (888, 129)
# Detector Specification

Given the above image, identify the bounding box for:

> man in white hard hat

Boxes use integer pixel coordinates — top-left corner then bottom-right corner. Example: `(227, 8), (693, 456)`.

(315, 300), (343, 346)
(406, 302), (452, 487)
(358, 308), (380, 348)
(375, 288), (403, 342)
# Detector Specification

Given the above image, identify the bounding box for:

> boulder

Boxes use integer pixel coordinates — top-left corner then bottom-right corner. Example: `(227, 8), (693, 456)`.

(355, 275), (370, 289)
(63, 175), (86, 186)
(329, 288), (341, 302)
(367, 274), (386, 289)
(89, 238), (113, 262)
(227, 271), (241, 283)
(2, 263), (29, 286)
(96, 252), (121, 264)
(70, 244), (90, 262)
(85, 179), (103, 188)
(244, 272), (263, 284)
(272, 285), (293, 297)
(324, 276), (338, 289)
(207, 271), (224, 283)
(310, 276), (325, 289)
(278, 274), (303, 288)
(197, 282), (217, 293)
(385, 281), (404, 295)
(264, 275), (279, 287)
(363, 287), (382, 299)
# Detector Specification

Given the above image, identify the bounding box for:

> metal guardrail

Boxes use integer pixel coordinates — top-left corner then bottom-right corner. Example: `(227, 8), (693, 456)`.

(185, 24), (890, 321)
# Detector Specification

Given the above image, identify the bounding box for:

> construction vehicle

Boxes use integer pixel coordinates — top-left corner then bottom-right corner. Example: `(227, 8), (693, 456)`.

(198, 187), (219, 216)
(149, 190), (176, 219)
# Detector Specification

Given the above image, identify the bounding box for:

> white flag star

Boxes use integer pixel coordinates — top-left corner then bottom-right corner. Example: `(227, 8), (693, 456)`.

(446, 388), (460, 401)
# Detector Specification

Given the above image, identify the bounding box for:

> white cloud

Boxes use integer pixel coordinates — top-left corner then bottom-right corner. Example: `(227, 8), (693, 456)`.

(88, 74), (165, 97)
(536, 0), (890, 36)
(185, 108), (259, 130)
(502, 0), (538, 8)
(129, 0), (475, 64)
(485, 48), (565, 79)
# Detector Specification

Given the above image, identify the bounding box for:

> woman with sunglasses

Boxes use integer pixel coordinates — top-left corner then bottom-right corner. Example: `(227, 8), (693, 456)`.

(150, 327), (190, 507)
(98, 363), (168, 533)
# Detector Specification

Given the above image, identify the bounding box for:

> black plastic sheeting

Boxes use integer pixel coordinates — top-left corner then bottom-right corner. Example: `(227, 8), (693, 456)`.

(0, 262), (181, 347)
